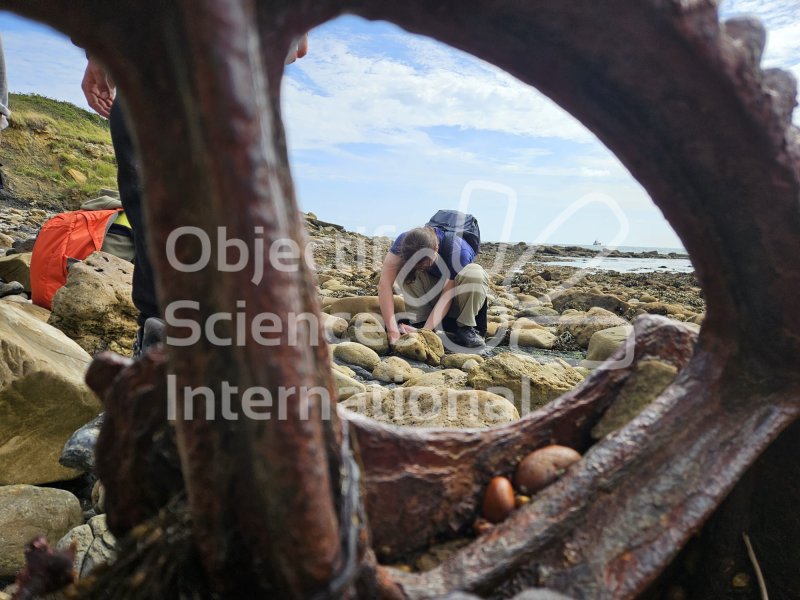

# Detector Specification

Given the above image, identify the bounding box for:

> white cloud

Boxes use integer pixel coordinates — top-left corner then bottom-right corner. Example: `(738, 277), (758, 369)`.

(281, 32), (596, 152)
(579, 167), (612, 178)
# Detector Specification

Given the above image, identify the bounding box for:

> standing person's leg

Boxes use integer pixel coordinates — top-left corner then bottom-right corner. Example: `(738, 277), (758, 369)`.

(0, 35), (10, 131)
(109, 100), (160, 346)
(0, 35), (10, 191)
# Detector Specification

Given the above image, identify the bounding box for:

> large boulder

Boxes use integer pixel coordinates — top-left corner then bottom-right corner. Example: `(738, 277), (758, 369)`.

(332, 368), (367, 401)
(585, 324), (635, 363)
(372, 356), (422, 384)
(346, 312), (389, 355)
(441, 353), (486, 371)
(486, 321), (510, 339)
(60, 413), (105, 473)
(510, 328), (558, 349)
(48, 251), (138, 355)
(0, 297), (50, 322)
(325, 295), (404, 319)
(0, 485), (83, 577)
(394, 330), (445, 366)
(516, 306), (560, 323)
(339, 386), (519, 428)
(333, 341), (381, 371)
(467, 352), (584, 414)
(319, 312), (348, 340)
(637, 301), (694, 317)
(557, 306), (628, 348)
(403, 369), (468, 389)
(0, 252), (31, 291)
(591, 359), (679, 439)
(550, 287), (629, 315)
(510, 317), (546, 330)
(0, 302), (100, 484)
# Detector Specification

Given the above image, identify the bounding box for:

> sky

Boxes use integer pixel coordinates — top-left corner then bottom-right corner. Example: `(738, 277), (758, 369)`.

(0, 1), (798, 247)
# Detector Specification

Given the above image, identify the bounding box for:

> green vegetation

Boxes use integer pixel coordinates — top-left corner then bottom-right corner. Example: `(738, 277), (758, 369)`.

(2, 93), (117, 209)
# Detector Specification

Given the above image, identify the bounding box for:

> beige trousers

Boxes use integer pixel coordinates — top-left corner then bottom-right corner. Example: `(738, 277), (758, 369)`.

(399, 263), (489, 327)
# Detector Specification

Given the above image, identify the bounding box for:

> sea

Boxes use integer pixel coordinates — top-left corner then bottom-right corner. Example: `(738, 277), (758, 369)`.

(542, 245), (694, 274)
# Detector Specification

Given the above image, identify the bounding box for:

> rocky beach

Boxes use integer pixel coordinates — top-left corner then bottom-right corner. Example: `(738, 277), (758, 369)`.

(0, 0), (796, 592)
(0, 93), (710, 593)
(0, 194), (705, 589)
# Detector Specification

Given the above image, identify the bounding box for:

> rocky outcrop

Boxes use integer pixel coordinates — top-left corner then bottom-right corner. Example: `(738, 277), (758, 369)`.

(372, 356), (422, 384)
(440, 353), (485, 371)
(333, 342), (381, 371)
(550, 288), (629, 315)
(637, 301), (692, 316)
(510, 328), (558, 349)
(0, 485), (83, 577)
(591, 360), (678, 439)
(585, 324), (634, 363)
(319, 312), (348, 340)
(0, 302), (100, 485)
(48, 251), (138, 355)
(516, 306), (560, 323)
(60, 413), (104, 473)
(346, 312), (389, 355)
(340, 386), (519, 428)
(467, 352), (585, 414)
(332, 368), (367, 401)
(557, 306), (628, 348)
(0, 296), (50, 322)
(394, 330), (445, 366)
(403, 369), (468, 389)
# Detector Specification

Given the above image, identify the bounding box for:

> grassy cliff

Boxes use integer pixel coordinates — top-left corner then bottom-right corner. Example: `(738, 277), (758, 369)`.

(1, 93), (116, 209)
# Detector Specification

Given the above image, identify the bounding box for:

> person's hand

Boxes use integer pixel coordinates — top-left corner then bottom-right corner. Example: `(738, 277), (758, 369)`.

(81, 57), (115, 118)
(388, 323), (416, 346)
(399, 323), (417, 335)
(285, 33), (309, 65)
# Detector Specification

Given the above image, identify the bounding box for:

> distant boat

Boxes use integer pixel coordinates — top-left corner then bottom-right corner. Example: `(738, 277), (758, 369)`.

(592, 239), (602, 246)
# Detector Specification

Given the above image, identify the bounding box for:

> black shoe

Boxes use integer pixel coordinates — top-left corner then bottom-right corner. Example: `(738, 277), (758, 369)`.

(142, 317), (166, 353)
(133, 317), (165, 358)
(454, 325), (485, 348)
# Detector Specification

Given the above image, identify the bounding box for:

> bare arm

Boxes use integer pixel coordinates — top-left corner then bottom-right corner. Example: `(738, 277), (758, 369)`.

(379, 251), (403, 345)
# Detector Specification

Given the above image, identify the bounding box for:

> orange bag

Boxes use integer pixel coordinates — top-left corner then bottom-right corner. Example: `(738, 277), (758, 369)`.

(30, 208), (122, 309)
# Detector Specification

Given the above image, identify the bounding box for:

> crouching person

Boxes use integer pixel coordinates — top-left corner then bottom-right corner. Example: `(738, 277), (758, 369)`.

(379, 216), (488, 349)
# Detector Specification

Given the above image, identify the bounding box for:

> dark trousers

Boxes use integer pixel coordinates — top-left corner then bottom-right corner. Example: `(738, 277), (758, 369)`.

(109, 100), (159, 327)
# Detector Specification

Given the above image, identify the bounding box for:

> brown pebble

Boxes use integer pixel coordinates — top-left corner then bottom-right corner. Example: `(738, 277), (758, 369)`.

(515, 445), (582, 495)
(482, 476), (515, 523)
